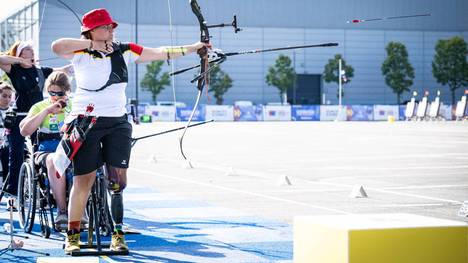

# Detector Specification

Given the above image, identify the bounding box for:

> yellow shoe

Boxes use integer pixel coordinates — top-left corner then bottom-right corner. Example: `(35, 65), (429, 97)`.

(64, 230), (80, 254)
(110, 230), (129, 252)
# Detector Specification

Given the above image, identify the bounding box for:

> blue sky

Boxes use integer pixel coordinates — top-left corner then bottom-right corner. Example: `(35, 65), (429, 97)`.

(0, 0), (31, 21)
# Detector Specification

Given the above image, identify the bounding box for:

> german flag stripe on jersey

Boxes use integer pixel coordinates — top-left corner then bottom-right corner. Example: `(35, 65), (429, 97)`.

(72, 42), (143, 56)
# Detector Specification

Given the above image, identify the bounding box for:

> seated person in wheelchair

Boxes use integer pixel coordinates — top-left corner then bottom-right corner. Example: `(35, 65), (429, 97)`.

(19, 72), (71, 230)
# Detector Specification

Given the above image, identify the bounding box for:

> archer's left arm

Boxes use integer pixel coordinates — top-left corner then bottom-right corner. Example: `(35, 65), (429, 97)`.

(136, 42), (208, 63)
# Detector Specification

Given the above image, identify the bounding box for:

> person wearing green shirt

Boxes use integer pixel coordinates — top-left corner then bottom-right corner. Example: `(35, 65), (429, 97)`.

(19, 71), (71, 230)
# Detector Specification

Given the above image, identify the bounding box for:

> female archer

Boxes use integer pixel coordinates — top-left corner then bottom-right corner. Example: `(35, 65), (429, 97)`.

(52, 8), (210, 254)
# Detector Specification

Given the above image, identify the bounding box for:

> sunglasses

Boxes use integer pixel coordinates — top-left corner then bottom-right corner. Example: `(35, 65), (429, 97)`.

(48, 91), (66, 97)
(97, 24), (114, 31)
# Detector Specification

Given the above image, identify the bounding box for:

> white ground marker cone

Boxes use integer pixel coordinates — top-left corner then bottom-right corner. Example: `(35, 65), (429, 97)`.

(183, 160), (194, 169)
(147, 154), (157, 164)
(349, 185), (368, 198)
(277, 175), (292, 186)
(458, 201), (468, 217)
(225, 167), (237, 176)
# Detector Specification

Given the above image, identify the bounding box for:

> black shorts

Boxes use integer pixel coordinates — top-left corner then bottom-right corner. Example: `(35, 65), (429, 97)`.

(73, 115), (132, 175)
(34, 151), (51, 167)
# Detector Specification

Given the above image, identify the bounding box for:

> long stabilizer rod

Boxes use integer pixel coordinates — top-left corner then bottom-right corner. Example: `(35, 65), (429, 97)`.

(131, 119), (214, 147)
(223, 43), (338, 56)
(170, 43), (338, 76)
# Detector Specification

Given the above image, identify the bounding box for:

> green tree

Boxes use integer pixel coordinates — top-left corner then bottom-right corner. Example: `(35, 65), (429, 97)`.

(140, 61), (170, 103)
(323, 54), (354, 99)
(432, 36), (468, 104)
(266, 54), (296, 104)
(208, 65), (233, 105)
(381, 42), (415, 105)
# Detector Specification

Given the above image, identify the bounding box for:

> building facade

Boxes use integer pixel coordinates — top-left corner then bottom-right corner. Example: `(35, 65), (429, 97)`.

(2, 0), (468, 105)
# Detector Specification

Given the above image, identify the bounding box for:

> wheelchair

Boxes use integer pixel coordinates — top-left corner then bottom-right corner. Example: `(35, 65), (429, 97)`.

(87, 166), (114, 238)
(17, 136), (115, 242)
(72, 165), (122, 256)
(17, 136), (57, 238)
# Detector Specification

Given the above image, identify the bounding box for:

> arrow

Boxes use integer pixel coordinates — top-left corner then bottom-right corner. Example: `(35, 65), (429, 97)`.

(347, 13), (431, 24)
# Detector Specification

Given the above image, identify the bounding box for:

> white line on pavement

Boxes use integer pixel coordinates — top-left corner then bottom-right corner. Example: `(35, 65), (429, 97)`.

(275, 165), (468, 171)
(267, 153), (468, 164)
(383, 184), (468, 190)
(130, 167), (351, 215)
(319, 172), (465, 181)
(132, 156), (464, 206)
(309, 180), (463, 204)
(372, 203), (444, 208)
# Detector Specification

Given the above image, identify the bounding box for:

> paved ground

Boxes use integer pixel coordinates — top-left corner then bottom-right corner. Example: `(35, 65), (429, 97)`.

(0, 121), (467, 262)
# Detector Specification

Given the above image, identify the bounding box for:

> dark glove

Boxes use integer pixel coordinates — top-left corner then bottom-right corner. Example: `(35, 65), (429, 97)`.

(3, 110), (17, 129)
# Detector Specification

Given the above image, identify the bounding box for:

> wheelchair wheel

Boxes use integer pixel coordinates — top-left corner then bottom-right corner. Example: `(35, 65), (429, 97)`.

(17, 162), (36, 233)
(99, 206), (113, 237)
(37, 181), (54, 238)
(90, 186), (102, 247)
(45, 186), (56, 233)
(86, 195), (95, 245)
(38, 206), (51, 238)
(97, 175), (113, 237)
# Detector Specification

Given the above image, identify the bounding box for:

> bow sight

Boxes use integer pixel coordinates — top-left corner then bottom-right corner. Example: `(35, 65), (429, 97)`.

(173, 0), (339, 84)
(190, 0), (242, 37)
(206, 15), (242, 33)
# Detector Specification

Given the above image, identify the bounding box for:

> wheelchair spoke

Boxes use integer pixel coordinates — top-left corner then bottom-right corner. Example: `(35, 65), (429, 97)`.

(39, 208), (51, 238)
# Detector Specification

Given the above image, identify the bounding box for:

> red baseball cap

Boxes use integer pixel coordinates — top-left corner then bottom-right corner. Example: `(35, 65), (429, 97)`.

(81, 8), (118, 33)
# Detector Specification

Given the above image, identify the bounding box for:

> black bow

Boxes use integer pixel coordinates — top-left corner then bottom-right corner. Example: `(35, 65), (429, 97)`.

(178, 0), (241, 164)
(56, 0), (82, 26)
(178, 0), (211, 163)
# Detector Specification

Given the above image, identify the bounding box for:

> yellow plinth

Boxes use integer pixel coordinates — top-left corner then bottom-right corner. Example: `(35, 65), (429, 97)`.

(294, 213), (468, 263)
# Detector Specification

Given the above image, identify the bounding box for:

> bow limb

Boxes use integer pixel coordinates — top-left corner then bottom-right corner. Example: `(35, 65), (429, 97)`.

(166, 0), (178, 117)
(178, 0), (211, 163)
(36, 0), (83, 62)
(56, 0), (83, 25)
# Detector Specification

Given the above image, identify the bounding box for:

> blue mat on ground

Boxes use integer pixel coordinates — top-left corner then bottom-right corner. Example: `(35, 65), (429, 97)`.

(0, 186), (292, 262)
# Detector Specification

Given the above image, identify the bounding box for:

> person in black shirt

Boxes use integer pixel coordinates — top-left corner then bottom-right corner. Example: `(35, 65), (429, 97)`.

(0, 40), (71, 204)
(0, 83), (14, 187)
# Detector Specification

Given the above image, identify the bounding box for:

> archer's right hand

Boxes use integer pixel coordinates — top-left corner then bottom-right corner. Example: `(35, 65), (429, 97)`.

(91, 40), (114, 54)
(17, 57), (33, 68)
